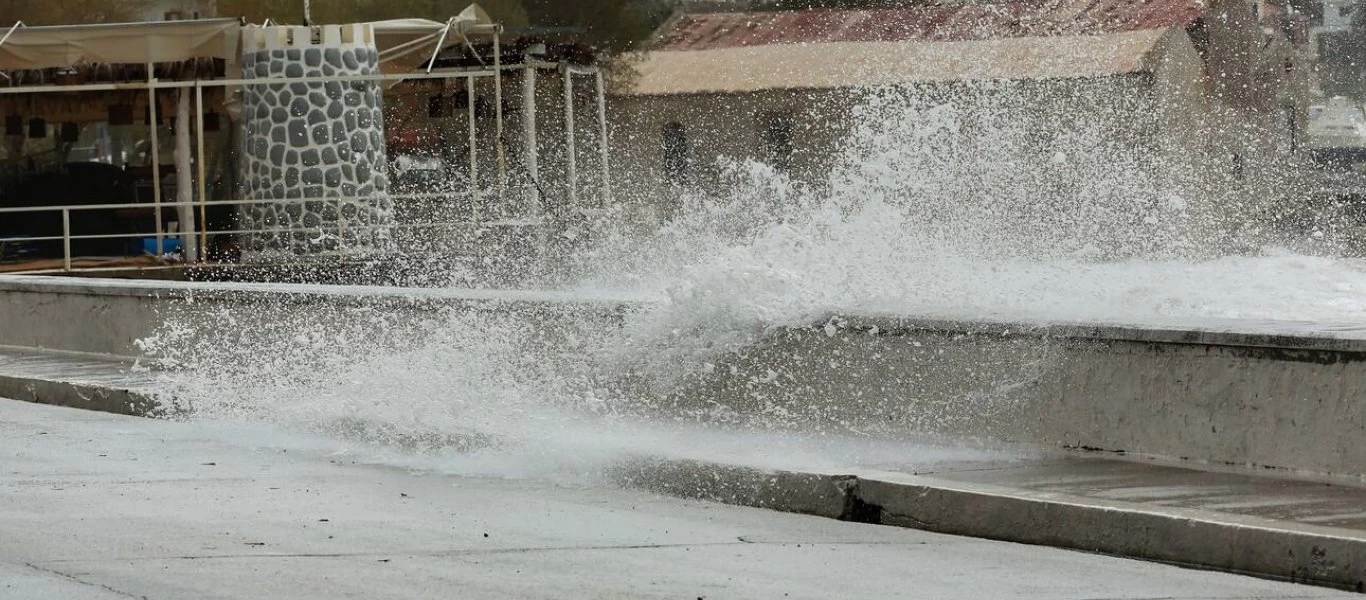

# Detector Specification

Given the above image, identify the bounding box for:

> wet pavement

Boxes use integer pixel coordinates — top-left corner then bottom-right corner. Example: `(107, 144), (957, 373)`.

(0, 398), (1350, 600)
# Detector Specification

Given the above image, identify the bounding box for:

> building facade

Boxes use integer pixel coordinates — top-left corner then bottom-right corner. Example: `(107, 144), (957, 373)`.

(141, 0), (218, 21)
(609, 1), (1312, 226)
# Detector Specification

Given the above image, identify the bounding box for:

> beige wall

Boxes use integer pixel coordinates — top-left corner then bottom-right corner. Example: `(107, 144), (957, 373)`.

(610, 88), (854, 209)
(608, 76), (1162, 211)
(142, 0), (217, 20)
(608, 29), (1309, 232)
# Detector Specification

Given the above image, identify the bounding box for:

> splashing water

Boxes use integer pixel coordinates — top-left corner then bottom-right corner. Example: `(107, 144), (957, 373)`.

(142, 83), (1366, 477)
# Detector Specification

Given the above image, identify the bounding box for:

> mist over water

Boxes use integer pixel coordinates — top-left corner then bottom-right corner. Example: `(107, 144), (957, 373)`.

(143, 83), (1366, 477)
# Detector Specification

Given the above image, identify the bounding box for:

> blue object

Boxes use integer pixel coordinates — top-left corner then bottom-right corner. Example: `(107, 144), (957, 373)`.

(141, 237), (181, 255)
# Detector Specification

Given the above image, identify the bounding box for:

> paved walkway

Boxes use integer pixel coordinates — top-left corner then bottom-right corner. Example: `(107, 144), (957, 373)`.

(0, 398), (1349, 600)
(908, 454), (1366, 531)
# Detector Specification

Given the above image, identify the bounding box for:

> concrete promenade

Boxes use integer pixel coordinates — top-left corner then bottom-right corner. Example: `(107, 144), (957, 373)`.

(0, 398), (1350, 600)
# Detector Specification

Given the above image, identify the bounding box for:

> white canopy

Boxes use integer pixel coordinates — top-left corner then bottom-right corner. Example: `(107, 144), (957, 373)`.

(0, 3), (499, 73)
(370, 4), (500, 72)
(0, 19), (241, 71)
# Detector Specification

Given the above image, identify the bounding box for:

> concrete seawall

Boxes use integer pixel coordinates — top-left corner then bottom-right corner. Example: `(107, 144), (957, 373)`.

(675, 316), (1366, 478)
(4, 274), (1366, 477)
(0, 275), (644, 357)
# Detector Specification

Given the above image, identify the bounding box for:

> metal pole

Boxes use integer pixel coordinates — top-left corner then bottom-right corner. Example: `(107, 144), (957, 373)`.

(522, 62), (538, 211)
(147, 61), (164, 256)
(195, 81), (208, 261)
(563, 69), (577, 210)
(0, 21), (24, 48)
(467, 76), (478, 223)
(0, 21), (20, 83)
(493, 30), (505, 197)
(594, 69), (611, 206)
(175, 88), (197, 262)
(336, 197), (345, 252)
(303, 0), (312, 26)
(425, 18), (454, 74)
(61, 209), (71, 272)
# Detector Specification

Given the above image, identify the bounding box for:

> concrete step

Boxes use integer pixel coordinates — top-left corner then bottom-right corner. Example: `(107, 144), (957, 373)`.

(0, 346), (157, 416)
(613, 454), (1366, 592)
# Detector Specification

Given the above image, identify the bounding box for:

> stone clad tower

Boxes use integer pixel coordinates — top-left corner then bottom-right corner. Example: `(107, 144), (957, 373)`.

(238, 23), (393, 256)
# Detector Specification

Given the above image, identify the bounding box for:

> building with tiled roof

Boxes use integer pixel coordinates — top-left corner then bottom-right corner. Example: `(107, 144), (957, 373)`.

(608, 0), (1310, 218)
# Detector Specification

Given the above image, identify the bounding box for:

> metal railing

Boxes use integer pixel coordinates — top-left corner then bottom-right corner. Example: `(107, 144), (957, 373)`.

(0, 57), (612, 273)
(0, 191), (551, 273)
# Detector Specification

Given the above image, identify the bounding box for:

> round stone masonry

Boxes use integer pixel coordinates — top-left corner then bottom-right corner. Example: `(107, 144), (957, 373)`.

(238, 23), (393, 257)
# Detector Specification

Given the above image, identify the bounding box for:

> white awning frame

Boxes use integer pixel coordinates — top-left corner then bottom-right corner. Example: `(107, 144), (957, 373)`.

(0, 18), (242, 72)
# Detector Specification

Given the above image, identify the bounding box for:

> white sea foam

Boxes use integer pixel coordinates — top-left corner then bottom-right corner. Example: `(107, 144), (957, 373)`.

(142, 83), (1363, 476)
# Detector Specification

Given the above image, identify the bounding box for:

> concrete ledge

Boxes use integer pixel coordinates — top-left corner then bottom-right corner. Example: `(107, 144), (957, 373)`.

(0, 374), (157, 417)
(618, 459), (1366, 592)
(856, 472), (1366, 591)
(0, 347), (161, 417)
(837, 314), (1366, 354)
(609, 457), (857, 520)
(0, 275), (646, 356)
(681, 318), (1366, 477)
(0, 274), (651, 308)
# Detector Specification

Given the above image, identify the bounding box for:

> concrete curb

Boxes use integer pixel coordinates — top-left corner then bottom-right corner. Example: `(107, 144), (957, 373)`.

(0, 374), (158, 417)
(614, 459), (1366, 592)
(856, 473), (1366, 592)
(609, 457), (858, 520)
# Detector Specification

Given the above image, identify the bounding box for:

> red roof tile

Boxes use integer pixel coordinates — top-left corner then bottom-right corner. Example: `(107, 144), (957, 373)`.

(655, 0), (1203, 50)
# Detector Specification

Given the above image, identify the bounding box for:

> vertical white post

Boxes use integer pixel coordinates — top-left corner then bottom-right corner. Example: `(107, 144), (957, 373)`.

(467, 76), (478, 223)
(522, 62), (538, 211)
(594, 69), (611, 206)
(176, 88), (197, 262)
(563, 69), (577, 210)
(61, 209), (71, 272)
(336, 197), (345, 252)
(493, 30), (505, 198)
(195, 81), (208, 261)
(147, 62), (163, 255)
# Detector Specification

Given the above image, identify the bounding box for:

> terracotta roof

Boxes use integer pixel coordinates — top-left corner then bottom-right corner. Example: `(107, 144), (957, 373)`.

(655, 0), (1202, 50)
(626, 27), (1172, 95)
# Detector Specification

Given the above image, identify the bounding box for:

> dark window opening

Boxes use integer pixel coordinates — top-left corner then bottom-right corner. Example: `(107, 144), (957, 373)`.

(1186, 18), (1212, 80)
(662, 121), (688, 184)
(760, 112), (794, 169)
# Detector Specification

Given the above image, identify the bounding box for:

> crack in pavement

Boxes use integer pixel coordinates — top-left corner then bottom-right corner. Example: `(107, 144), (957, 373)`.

(31, 539), (943, 564)
(22, 561), (150, 600)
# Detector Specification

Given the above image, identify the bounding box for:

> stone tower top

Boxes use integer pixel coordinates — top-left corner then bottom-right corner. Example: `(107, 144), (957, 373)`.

(242, 23), (377, 53)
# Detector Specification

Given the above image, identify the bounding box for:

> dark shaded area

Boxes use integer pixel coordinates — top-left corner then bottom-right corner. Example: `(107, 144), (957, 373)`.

(1319, 29), (1366, 100)
(0, 163), (144, 260)
(214, 0), (671, 52)
(0, 0), (150, 25)
(521, 0), (669, 51)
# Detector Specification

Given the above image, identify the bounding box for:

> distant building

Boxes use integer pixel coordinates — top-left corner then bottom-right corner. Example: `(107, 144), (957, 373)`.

(610, 0), (1311, 210)
(1309, 0), (1365, 99)
(1319, 0), (1354, 31)
(1308, 96), (1366, 163)
(140, 0), (218, 21)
